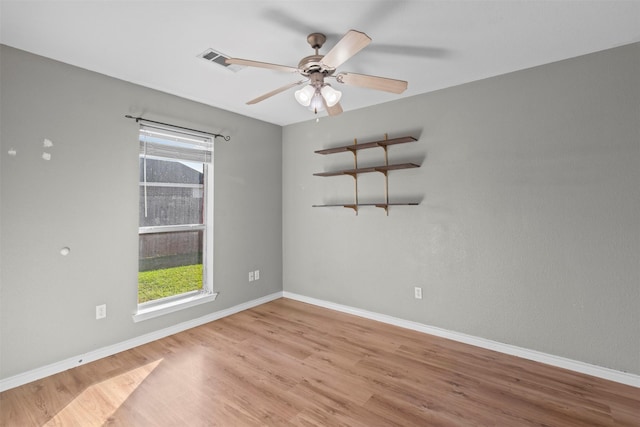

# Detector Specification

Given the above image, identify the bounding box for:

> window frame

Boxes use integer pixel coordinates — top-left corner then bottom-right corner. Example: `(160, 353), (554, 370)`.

(133, 124), (217, 323)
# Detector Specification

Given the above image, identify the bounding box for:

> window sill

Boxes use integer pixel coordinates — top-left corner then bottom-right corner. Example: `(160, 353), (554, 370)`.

(133, 291), (218, 323)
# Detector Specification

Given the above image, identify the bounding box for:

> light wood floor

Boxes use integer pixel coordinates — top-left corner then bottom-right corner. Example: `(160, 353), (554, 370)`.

(1, 298), (638, 426)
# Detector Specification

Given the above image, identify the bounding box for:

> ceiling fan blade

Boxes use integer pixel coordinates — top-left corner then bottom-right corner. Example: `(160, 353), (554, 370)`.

(323, 99), (343, 116)
(247, 80), (307, 105)
(320, 30), (371, 70)
(336, 72), (408, 94)
(225, 58), (299, 73)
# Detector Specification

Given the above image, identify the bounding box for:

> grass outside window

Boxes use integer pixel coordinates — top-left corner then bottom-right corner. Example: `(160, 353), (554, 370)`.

(138, 264), (203, 303)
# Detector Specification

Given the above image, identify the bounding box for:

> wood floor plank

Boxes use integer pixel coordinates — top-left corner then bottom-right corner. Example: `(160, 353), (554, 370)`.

(393, 343), (614, 423)
(1, 297), (638, 426)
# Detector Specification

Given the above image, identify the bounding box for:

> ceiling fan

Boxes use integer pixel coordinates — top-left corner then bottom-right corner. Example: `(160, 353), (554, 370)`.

(225, 30), (408, 116)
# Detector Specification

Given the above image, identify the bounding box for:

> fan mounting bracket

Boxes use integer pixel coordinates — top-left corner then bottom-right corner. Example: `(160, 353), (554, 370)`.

(307, 33), (326, 50)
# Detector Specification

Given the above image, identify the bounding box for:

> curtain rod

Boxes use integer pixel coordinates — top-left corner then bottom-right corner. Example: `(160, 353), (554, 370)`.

(125, 115), (231, 142)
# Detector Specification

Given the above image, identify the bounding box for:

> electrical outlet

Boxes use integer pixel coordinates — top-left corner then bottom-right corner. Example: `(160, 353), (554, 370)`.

(414, 287), (423, 300)
(96, 304), (107, 319)
(254, 270), (260, 280)
(249, 271), (254, 282)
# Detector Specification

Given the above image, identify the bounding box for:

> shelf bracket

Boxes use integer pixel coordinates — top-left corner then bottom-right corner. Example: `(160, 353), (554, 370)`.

(375, 204), (389, 215)
(382, 134), (390, 216)
(352, 138), (359, 215)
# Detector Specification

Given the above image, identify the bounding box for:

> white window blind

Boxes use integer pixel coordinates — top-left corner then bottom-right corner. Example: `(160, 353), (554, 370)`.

(139, 123), (213, 163)
(139, 122), (213, 219)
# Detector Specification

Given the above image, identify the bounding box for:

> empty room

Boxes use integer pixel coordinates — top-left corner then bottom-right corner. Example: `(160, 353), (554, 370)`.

(1, 1), (639, 425)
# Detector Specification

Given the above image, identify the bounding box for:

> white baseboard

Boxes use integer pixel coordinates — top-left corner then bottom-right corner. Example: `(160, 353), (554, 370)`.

(0, 292), (283, 392)
(283, 292), (640, 388)
(3, 290), (637, 392)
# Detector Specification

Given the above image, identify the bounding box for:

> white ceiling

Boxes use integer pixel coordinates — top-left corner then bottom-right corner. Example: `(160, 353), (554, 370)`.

(1, 1), (639, 126)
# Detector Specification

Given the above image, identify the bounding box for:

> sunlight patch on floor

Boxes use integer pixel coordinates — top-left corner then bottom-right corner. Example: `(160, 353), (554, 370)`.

(44, 359), (162, 426)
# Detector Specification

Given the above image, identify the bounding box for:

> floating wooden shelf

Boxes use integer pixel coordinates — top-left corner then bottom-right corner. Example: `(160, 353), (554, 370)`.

(313, 163), (419, 177)
(313, 134), (421, 216)
(312, 202), (419, 213)
(315, 136), (417, 155)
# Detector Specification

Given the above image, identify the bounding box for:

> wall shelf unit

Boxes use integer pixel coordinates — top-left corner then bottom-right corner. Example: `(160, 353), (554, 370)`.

(313, 134), (420, 215)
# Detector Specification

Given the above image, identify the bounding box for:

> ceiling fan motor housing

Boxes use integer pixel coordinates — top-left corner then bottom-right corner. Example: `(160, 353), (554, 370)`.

(298, 55), (334, 77)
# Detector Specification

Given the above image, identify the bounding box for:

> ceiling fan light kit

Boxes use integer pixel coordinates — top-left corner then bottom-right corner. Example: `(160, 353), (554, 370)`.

(295, 73), (342, 112)
(226, 29), (407, 117)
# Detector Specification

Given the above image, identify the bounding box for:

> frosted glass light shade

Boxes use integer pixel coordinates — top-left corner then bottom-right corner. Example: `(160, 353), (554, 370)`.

(321, 85), (342, 107)
(294, 85), (315, 107)
(308, 91), (325, 113)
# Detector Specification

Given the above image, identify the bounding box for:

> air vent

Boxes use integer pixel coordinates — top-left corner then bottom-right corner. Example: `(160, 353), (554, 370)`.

(198, 49), (244, 72)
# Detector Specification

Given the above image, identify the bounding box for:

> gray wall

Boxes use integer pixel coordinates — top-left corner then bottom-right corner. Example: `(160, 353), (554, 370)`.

(2, 42), (638, 381)
(0, 45), (282, 379)
(283, 43), (640, 374)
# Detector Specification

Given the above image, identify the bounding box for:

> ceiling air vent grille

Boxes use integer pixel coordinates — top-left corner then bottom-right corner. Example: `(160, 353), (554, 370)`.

(198, 49), (243, 72)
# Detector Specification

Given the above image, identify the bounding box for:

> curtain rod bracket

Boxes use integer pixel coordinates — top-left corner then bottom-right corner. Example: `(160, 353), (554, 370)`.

(125, 115), (231, 141)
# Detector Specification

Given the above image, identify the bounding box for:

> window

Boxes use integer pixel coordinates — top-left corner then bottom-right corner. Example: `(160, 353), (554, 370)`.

(134, 123), (216, 322)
